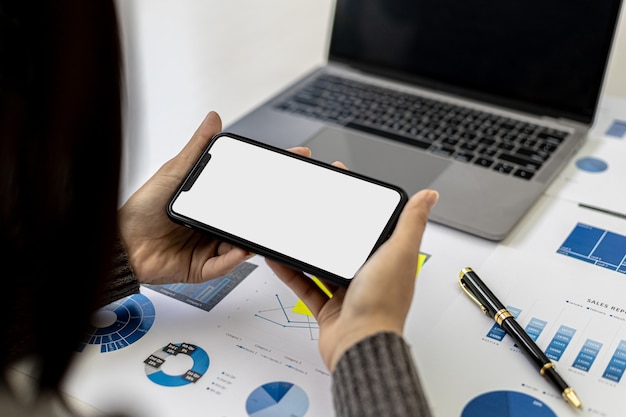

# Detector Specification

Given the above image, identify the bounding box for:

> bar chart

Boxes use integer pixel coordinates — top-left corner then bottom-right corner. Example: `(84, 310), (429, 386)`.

(484, 302), (626, 384)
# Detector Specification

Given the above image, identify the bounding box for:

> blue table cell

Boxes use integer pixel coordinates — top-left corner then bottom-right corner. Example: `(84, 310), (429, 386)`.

(560, 224), (605, 256)
(592, 232), (626, 265)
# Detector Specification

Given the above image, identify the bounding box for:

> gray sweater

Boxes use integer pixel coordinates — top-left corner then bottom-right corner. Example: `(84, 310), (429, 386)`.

(333, 332), (433, 416)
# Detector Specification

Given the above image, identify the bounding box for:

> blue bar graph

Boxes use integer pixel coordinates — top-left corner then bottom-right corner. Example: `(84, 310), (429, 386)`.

(602, 340), (626, 383)
(478, 304), (626, 386)
(486, 306), (521, 341)
(525, 318), (547, 342)
(572, 339), (603, 372)
(557, 223), (626, 274)
(545, 325), (576, 361)
(144, 262), (257, 312)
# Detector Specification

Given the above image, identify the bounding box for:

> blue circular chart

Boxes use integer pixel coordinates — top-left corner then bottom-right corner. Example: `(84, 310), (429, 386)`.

(145, 342), (210, 387)
(461, 391), (556, 417)
(79, 293), (155, 352)
(246, 381), (309, 417)
(575, 157), (608, 173)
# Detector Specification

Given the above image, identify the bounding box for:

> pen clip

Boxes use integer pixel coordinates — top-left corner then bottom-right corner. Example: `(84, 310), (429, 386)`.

(458, 278), (488, 315)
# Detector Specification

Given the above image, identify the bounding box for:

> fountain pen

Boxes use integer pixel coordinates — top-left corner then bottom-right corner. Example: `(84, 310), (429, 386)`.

(459, 267), (582, 409)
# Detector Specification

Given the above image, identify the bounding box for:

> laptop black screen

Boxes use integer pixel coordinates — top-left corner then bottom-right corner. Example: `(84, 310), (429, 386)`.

(329, 0), (622, 123)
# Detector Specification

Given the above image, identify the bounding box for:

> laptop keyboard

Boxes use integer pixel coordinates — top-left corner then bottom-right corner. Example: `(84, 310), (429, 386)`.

(274, 74), (569, 181)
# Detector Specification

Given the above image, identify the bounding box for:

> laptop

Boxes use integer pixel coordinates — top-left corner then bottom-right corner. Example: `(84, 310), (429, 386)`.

(227, 0), (623, 241)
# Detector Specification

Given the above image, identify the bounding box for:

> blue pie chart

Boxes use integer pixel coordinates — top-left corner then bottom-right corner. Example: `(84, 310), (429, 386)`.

(144, 342), (209, 387)
(461, 391), (557, 417)
(575, 157), (608, 172)
(245, 381), (309, 417)
(79, 293), (155, 352)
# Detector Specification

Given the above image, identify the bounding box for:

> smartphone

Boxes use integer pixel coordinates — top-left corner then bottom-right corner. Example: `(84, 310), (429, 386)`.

(167, 132), (408, 286)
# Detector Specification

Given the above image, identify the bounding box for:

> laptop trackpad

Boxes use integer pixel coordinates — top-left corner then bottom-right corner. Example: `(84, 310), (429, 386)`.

(304, 127), (450, 195)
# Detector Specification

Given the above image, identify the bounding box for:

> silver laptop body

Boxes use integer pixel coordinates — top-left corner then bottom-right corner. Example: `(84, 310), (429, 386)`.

(227, 0), (623, 241)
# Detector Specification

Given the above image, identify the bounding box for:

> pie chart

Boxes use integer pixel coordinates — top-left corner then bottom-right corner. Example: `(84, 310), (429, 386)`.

(144, 342), (209, 387)
(245, 381), (309, 417)
(79, 293), (155, 352)
(575, 156), (608, 172)
(461, 390), (557, 417)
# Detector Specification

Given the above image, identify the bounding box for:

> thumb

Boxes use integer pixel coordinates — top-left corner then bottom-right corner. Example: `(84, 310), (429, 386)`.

(392, 189), (439, 254)
(178, 111), (223, 164)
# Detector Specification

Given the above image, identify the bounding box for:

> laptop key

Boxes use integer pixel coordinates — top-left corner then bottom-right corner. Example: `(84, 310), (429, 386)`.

(345, 122), (431, 149)
(516, 147), (550, 163)
(474, 157), (494, 168)
(493, 163), (515, 174)
(513, 168), (535, 180)
(498, 153), (542, 171)
(431, 144), (455, 157)
(454, 151), (475, 162)
(537, 131), (567, 144)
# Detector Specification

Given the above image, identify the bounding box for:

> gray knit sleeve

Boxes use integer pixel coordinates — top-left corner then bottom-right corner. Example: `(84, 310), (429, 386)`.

(99, 237), (141, 307)
(332, 332), (433, 417)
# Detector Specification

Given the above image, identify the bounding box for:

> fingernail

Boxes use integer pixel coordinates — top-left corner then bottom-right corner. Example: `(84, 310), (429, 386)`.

(424, 189), (439, 209)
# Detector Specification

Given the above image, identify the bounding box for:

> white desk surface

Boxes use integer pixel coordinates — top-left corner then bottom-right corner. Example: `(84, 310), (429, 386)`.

(15, 1), (626, 416)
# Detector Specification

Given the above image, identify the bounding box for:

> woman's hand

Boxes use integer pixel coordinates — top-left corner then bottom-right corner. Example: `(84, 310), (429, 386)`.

(118, 111), (311, 285)
(267, 188), (438, 371)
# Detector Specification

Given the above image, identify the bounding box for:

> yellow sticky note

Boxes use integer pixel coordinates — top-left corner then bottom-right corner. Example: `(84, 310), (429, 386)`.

(292, 300), (314, 316)
(416, 252), (427, 275)
(292, 276), (332, 316)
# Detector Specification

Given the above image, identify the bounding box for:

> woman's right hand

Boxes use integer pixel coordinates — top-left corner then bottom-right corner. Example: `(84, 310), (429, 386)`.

(266, 188), (438, 371)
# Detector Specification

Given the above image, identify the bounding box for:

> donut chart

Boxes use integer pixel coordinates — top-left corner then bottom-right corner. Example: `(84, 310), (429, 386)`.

(79, 293), (155, 352)
(245, 381), (309, 417)
(144, 342), (209, 387)
(461, 391), (557, 417)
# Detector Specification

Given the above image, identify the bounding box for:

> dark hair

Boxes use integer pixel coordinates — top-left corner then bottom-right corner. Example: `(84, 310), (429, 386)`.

(1, 0), (123, 395)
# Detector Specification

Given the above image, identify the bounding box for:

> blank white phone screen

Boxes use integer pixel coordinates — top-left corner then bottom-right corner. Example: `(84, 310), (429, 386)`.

(171, 135), (404, 280)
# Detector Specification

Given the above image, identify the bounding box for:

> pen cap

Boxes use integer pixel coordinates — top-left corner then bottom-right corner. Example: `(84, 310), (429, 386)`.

(459, 267), (506, 318)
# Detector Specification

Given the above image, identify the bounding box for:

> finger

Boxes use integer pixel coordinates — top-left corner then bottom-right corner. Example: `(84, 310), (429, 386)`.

(287, 146), (312, 157)
(215, 241), (254, 258)
(390, 189), (439, 255)
(266, 259), (330, 317)
(201, 245), (251, 281)
(178, 111), (223, 164)
(331, 160), (348, 170)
